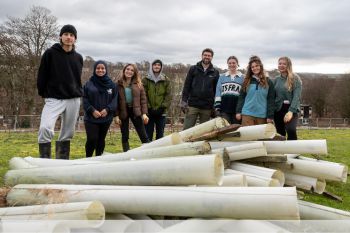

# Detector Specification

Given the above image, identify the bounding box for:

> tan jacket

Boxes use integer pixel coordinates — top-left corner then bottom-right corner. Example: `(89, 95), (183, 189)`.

(116, 80), (148, 120)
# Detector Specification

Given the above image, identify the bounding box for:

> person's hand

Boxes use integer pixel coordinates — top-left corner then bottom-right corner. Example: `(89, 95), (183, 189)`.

(236, 113), (242, 121)
(180, 101), (188, 114)
(92, 110), (101, 118)
(114, 116), (121, 125)
(100, 109), (108, 117)
(215, 109), (221, 117)
(267, 118), (274, 123)
(284, 111), (293, 123)
(142, 114), (149, 124)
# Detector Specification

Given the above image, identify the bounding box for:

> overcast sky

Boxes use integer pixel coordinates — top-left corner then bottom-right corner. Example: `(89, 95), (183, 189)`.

(1, 0), (350, 73)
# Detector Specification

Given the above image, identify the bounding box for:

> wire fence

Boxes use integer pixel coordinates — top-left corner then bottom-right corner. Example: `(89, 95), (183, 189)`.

(0, 115), (349, 132)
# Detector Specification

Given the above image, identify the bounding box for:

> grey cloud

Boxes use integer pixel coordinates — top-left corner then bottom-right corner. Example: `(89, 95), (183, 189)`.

(1, 0), (350, 73)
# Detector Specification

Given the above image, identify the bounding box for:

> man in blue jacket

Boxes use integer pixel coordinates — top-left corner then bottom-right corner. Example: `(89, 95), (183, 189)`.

(37, 24), (83, 159)
(181, 48), (220, 129)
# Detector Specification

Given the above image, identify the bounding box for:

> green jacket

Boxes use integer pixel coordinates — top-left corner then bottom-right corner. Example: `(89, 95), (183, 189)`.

(273, 74), (302, 113)
(142, 74), (171, 112)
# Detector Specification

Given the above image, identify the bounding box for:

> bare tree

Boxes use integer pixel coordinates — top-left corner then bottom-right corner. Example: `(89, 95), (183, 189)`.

(301, 76), (335, 117)
(0, 6), (58, 121)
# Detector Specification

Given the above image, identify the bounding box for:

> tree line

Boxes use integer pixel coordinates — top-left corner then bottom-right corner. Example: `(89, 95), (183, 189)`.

(0, 6), (349, 127)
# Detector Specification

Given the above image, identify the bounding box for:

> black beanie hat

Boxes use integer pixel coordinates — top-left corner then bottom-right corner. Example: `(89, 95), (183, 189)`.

(152, 59), (163, 67)
(60, 24), (77, 39)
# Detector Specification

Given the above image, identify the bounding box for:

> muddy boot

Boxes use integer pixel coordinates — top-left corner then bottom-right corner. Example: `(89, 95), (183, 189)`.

(39, 142), (51, 159)
(56, 140), (70, 160)
(122, 142), (130, 152)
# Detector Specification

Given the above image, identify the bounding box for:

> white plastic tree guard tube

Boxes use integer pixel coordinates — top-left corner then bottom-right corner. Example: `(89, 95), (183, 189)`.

(262, 140), (328, 155)
(178, 117), (230, 142)
(209, 141), (258, 150)
(284, 172), (326, 194)
(225, 142), (267, 161)
(263, 157), (348, 183)
(230, 162), (285, 186)
(4, 154), (224, 186)
(23, 156), (104, 167)
(298, 200), (350, 220)
(199, 174), (247, 187)
(222, 174), (247, 187)
(9, 157), (37, 169)
(223, 124), (276, 141)
(132, 132), (183, 150)
(225, 169), (280, 187)
(80, 141), (211, 162)
(6, 184), (300, 220)
(0, 201), (105, 221)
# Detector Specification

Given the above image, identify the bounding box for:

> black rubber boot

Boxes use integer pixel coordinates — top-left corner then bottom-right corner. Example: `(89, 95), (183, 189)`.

(39, 142), (51, 159)
(122, 142), (130, 152)
(56, 140), (70, 160)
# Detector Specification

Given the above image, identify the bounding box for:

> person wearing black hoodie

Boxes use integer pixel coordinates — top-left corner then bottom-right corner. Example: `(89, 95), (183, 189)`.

(83, 61), (118, 157)
(181, 48), (220, 129)
(37, 24), (83, 159)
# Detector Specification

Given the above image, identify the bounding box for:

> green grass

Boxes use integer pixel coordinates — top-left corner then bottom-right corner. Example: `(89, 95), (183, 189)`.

(0, 129), (349, 211)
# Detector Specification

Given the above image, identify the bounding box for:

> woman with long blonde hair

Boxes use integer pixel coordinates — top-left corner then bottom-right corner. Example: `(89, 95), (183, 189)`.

(273, 57), (302, 140)
(236, 56), (275, 126)
(114, 64), (149, 151)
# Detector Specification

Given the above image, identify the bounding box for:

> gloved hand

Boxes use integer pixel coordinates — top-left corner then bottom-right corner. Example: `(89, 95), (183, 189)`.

(114, 116), (121, 125)
(180, 101), (188, 114)
(284, 111), (293, 123)
(142, 114), (149, 124)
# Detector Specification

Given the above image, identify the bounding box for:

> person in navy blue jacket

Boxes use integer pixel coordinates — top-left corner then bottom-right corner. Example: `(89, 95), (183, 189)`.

(83, 60), (118, 157)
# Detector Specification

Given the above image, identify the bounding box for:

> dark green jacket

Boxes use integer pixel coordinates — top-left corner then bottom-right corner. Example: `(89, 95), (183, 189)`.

(273, 74), (302, 113)
(142, 74), (171, 112)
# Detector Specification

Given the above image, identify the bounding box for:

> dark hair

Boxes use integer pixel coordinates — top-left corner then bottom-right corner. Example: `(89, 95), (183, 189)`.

(202, 48), (214, 56)
(227, 56), (239, 66)
(243, 55), (269, 92)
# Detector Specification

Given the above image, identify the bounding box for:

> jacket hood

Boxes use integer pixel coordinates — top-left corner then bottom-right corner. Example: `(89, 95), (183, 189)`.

(51, 43), (75, 54)
(147, 60), (166, 82)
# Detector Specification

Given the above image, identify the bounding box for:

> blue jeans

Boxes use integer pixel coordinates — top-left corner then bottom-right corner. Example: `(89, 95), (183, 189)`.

(145, 114), (166, 141)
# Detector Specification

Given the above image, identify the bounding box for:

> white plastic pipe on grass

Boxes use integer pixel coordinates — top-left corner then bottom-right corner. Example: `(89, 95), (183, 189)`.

(230, 162), (285, 186)
(5, 154), (224, 186)
(6, 184), (300, 220)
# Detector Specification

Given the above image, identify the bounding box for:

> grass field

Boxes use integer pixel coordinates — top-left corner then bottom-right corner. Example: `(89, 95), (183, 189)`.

(0, 128), (349, 211)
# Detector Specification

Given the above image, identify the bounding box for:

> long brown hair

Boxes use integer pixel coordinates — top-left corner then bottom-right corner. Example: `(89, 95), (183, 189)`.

(118, 63), (142, 88)
(278, 57), (301, 91)
(242, 56), (269, 92)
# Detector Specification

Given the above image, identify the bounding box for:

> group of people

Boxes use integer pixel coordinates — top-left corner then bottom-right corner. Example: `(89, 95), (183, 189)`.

(37, 24), (302, 159)
(181, 48), (302, 140)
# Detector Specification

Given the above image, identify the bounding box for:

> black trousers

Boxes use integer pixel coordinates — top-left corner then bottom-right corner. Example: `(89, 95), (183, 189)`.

(120, 107), (149, 144)
(274, 104), (298, 140)
(145, 114), (166, 141)
(84, 121), (111, 157)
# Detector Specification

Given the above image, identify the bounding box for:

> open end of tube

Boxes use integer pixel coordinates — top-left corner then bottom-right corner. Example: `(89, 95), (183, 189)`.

(264, 123), (277, 139)
(272, 170), (285, 187)
(269, 178), (281, 187)
(171, 133), (183, 145)
(202, 141), (212, 154)
(314, 180), (326, 194)
(87, 201), (106, 221)
(214, 155), (224, 186)
(342, 166), (348, 183)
